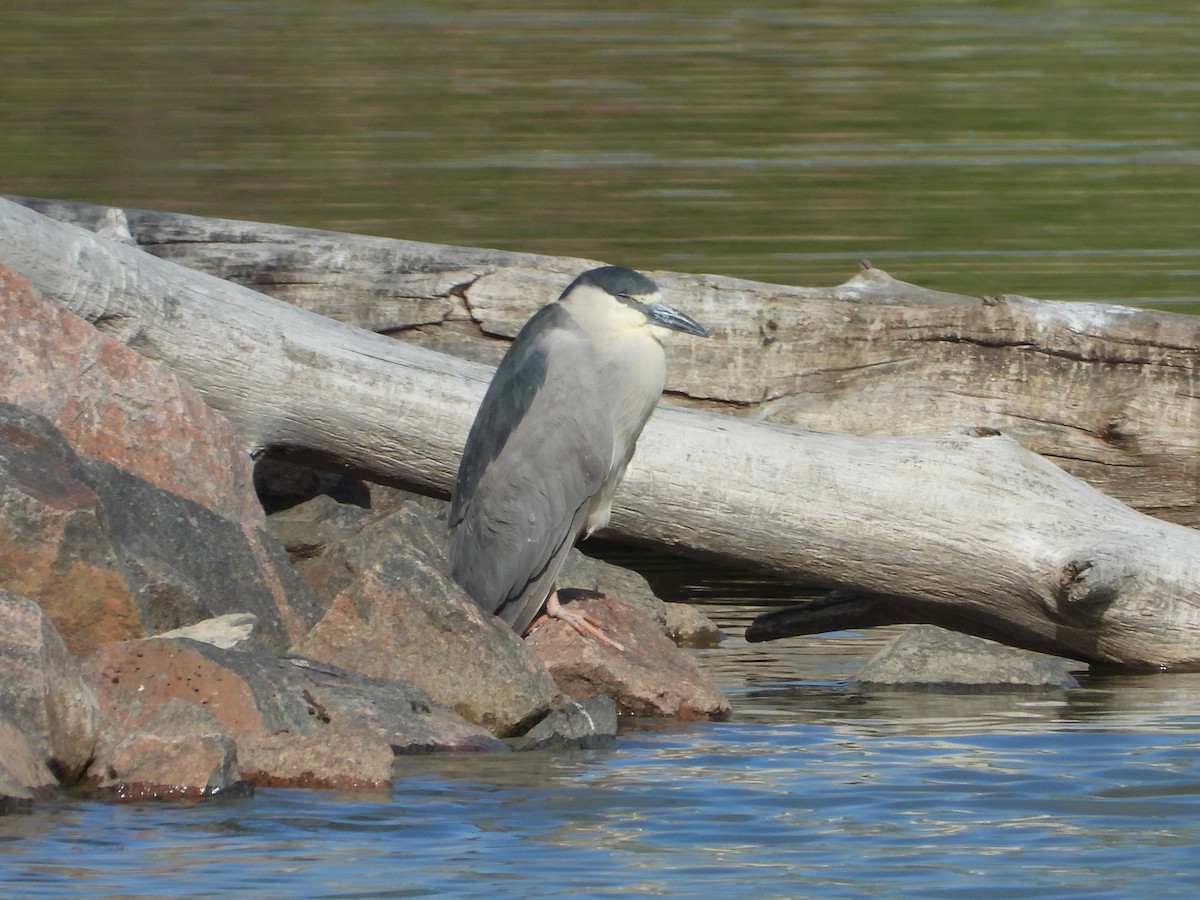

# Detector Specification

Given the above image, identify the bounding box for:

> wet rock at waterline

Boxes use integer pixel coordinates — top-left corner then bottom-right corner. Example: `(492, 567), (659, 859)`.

(287, 501), (559, 736)
(527, 592), (731, 720)
(665, 602), (726, 648)
(510, 695), (619, 752)
(81, 638), (507, 792)
(293, 554), (560, 738)
(0, 592), (98, 784)
(852, 625), (1081, 690)
(286, 493), (732, 731)
(0, 716), (59, 809)
(96, 699), (249, 802)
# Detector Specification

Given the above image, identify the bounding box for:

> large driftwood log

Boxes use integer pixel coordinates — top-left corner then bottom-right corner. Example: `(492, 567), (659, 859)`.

(11, 195), (1200, 527)
(4, 196), (1200, 670)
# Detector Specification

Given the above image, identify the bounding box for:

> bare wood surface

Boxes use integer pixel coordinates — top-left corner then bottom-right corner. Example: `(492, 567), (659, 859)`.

(12, 194), (1200, 527)
(5, 196), (1200, 669)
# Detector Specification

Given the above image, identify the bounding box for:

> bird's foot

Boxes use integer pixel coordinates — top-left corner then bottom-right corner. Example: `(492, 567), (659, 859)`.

(536, 589), (626, 652)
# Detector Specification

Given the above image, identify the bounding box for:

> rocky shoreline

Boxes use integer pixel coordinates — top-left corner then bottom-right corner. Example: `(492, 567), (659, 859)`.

(1, 264), (728, 809)
(0, 257), (1086, 813)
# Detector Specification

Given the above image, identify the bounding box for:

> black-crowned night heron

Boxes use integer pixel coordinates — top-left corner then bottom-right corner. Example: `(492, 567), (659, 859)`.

(448, 265), (709, 649)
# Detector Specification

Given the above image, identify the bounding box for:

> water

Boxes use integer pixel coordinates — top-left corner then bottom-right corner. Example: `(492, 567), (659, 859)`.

(5, 590), (1200, 896)
(3, 1), (1200, 307)
(5, 1), (1200, 894)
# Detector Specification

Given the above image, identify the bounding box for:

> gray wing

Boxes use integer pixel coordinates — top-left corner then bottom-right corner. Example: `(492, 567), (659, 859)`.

(448, 305), (614, 633)
(448, 303), (564, 530)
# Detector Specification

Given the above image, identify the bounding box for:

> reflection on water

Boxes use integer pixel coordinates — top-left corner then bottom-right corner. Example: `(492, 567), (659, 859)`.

(5, 582), (1200, 897)
(4, 1), (1200, 895)
(9, 512), (1200, 897)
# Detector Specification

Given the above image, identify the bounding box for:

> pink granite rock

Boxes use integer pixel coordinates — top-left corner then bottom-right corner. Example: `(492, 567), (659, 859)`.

(0, 264), (261, 524)
(99, 699), (248, 801)
(527, 592), (730, 720)
(81, 637), (505, 791)
(0, 404), (320, 652)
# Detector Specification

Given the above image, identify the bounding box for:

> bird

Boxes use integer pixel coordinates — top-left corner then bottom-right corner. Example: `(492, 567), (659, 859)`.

(448, 265), (709, 649)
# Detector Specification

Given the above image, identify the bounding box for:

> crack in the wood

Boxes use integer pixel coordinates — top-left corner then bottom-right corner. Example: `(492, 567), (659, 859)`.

(91, 311), (133, 328)
(662, 388), (746, 406)
(448, 274), (482, 302)
(451, 273), (492, 335)
(912, 332), (1196, 368)
(1041, 452), (1148, 469)
(811, 356), (923, 376)
(999, 409), (1146, 452)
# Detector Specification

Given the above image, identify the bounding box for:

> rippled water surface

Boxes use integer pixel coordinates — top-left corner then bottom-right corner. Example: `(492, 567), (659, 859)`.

(4, 1), (1200, 306)
(4, 592), (1200, 897)
(5, 1), (1200, 895)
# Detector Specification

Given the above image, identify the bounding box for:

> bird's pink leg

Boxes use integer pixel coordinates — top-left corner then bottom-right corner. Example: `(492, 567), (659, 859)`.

(532, 590), (626, 652)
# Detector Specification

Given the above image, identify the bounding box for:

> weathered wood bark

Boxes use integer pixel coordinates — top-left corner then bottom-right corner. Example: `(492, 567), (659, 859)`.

(4, 196), (1200, 669)
(12, 195), (1200, 527)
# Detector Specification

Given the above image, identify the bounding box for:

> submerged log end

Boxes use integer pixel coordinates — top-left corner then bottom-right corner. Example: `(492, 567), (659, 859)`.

(744, 590), (907, 643)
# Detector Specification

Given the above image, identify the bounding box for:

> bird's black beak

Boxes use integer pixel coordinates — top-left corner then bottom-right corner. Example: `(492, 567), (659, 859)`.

(644, 299), (710, 338)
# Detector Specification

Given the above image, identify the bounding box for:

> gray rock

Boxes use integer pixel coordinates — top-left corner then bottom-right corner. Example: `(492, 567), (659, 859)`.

(77, 455), (322, 652)
(510, 695), (618, 751)
(0, 591), (98, 782)
(852, 625), (1081, 690)
(0, 768), (33, 814)
(277, 484), (725, 646)
(265, 492), (376, 560)
(280, 479), (727, 729)
(665, 602), (725, 647)
(291, 503), (558, 737)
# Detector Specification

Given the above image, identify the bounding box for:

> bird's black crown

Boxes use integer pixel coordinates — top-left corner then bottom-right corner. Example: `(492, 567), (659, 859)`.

(563, 265), (659, 300)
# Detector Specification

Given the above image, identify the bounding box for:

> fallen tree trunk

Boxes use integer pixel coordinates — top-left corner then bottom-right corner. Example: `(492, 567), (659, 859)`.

(11, 195), (1200, 526)
(4, 196), (1200, 669)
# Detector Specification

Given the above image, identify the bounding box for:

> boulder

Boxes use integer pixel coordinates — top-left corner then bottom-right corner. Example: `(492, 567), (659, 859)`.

(851, 625), (1082, 690)
(0, 264), (261, 523)
(508, 695), (619, 752)
(291, 503), (558, 737)
(97, 699), (249, 801)
(0, 717), (57, 812)
(76, 453), (321, 651)
(665, 602), (725, 647)
(527, 592), (731, 720)
(0, 591), (97, 782)
(0, 403), (319, 653)
(275, 480), (724, 648)
(333, 481), (723, 638)
(265, 491), (377, 562)
(558, 550), (667, 630)
(81, 638), (505, 791)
